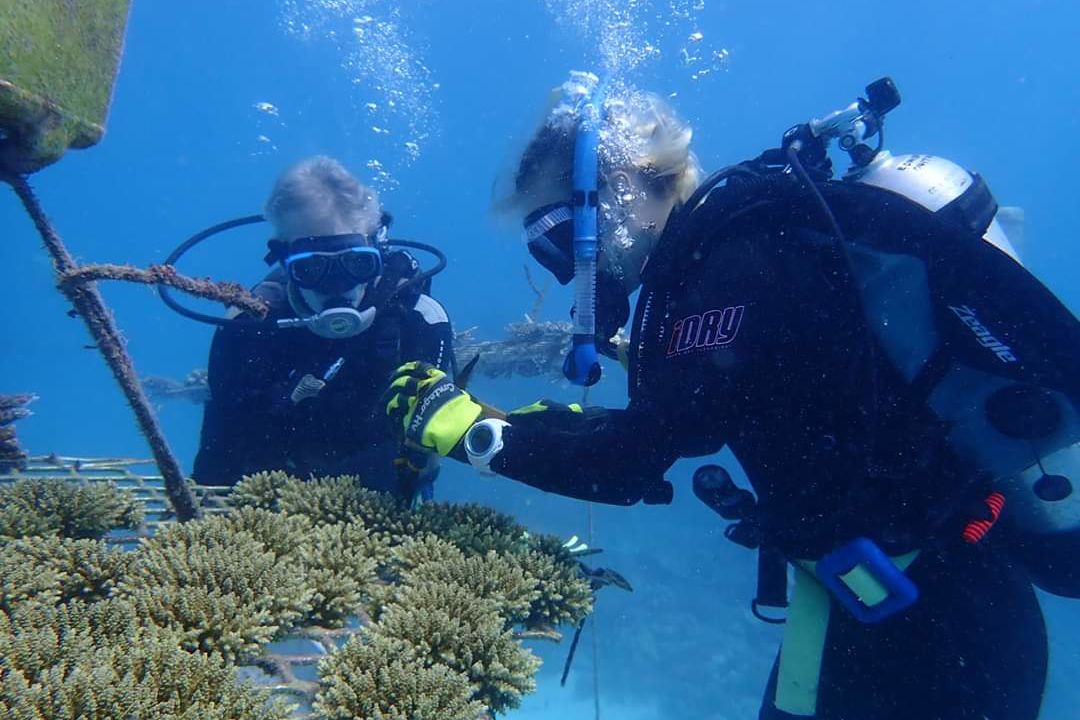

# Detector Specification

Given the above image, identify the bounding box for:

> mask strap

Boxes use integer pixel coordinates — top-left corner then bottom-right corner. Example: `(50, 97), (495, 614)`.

(264, 238), (289, 266)
(525, 204), (574, 242)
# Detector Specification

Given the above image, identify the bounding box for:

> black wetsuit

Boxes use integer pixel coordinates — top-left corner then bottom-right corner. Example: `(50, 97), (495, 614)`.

(493, 180), (1051, 719)
(194, 269), (454, 497)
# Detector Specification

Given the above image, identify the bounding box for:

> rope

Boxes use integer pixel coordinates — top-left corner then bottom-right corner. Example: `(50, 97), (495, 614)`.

(60, 263), (268, 318)
(1, 172), (201, 521)
(580, 384), (601, 720)
(588, 500), (601, 720)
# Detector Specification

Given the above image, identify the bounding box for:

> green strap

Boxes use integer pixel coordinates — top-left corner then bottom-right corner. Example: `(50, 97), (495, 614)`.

(775, 563), (831, 716)
(774, 552), (919, 716)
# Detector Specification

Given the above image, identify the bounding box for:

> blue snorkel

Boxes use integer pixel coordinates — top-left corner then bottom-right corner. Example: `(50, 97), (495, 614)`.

(563, 73), (605, 386)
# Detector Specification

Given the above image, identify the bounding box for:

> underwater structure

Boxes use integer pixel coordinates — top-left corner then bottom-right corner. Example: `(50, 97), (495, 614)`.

(0, 0), (129, 174)
(1, 7), (622, 717)
(1, 0), (276, 523)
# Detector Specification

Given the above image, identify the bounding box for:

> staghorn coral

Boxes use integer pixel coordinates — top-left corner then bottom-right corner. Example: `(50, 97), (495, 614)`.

(0, 477), (142, 541)
(315, 633), (483, 720)
(0, 473), (604, 716)
(415, 501), (530, 557)
(0, 543), (62, 615)
(255, 474), (539, 559)
(390, 533), (463, 571)
(117, 517), (313, 662)
(230, 470), (299, 511)
(277, 475), (427, 546)
(514, 549), (594, 629)
(377, 579), (541, 713)
(223, 506), (312, 561)
(391, 526), (593, 630)
(301, 522), (380, 628)
(395, 537), (539, 625)
(364, 534), (469, 620)
(526, 530), (579, 563)
(3, 535), (130, 605)
(277, 474), (374, 526)
(0, 504), (53, 546)
(0, 599), (290, 720)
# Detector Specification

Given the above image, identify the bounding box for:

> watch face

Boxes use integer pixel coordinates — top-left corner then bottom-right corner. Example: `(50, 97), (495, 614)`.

(467, 423), (496, 455)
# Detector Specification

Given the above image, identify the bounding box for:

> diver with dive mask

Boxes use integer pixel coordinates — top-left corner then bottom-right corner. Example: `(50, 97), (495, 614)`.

(168, 156), (456, 500)
(384, 75), (1080, 720)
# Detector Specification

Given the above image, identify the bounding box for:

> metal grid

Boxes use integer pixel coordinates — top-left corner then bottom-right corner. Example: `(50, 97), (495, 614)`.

(0, 455), (233, 538)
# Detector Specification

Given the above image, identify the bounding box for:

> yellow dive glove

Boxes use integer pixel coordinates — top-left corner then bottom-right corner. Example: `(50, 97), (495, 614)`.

(383, 362), (484, 456)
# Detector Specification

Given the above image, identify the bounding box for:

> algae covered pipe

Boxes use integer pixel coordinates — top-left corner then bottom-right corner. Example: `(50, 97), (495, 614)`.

(3, 173), (201, 522)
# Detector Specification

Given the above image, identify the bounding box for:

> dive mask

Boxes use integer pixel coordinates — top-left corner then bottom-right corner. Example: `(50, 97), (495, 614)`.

(523, 203), (631, 357)
(283, 238), (383, 295)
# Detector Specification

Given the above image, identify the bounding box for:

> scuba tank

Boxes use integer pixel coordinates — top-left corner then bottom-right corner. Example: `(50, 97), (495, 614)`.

(809, 82), (1080, 596)
(851, 152), (1020, 261)
(673, 77), (1080, 598)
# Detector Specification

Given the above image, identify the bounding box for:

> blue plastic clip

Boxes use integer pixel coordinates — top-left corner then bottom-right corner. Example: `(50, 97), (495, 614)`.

(815, 537), (918, 624)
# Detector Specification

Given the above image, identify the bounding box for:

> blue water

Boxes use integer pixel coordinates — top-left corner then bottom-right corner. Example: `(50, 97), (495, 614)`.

(2, 1), (1078, 718)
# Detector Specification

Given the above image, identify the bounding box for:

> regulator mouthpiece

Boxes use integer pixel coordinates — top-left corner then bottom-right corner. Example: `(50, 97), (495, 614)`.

(277, 306), (376, 339)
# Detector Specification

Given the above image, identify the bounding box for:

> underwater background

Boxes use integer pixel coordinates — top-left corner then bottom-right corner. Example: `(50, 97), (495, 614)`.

(2, 1), (1078, 718)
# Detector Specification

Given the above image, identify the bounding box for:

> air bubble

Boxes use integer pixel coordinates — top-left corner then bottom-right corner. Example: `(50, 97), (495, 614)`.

(279, 0), (439, 187)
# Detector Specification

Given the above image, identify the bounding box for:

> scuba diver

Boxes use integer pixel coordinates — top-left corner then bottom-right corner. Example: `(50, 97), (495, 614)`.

(383, 75), (1080, 719)
(183, 156), (455, 500)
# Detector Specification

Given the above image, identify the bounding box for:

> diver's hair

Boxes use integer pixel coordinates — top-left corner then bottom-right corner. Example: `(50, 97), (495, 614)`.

(505, 89), (702, 213)
(264, 156), (381, 242)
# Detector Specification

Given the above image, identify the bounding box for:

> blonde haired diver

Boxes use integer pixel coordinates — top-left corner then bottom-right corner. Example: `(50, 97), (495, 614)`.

(385, 76), (1080, 719)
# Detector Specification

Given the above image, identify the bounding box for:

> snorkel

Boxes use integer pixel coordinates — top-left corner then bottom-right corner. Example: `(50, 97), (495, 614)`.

(563, 72), (604, 386)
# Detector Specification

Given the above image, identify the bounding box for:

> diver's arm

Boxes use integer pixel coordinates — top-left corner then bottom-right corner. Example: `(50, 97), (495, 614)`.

(403, 293), (455, 374)
(487, 400), (677, 505)
(384, 364), (677, 504)
(397, 294), (457, 491)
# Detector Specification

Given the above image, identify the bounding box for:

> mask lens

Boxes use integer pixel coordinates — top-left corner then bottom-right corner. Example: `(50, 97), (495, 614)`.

(286, 252), (332, 288)
(339, 247), (383, 284)
(286, 246), (382, 290)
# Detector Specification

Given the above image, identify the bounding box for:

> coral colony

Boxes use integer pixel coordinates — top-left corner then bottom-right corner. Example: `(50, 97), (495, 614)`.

(1, 473), (597, 718)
